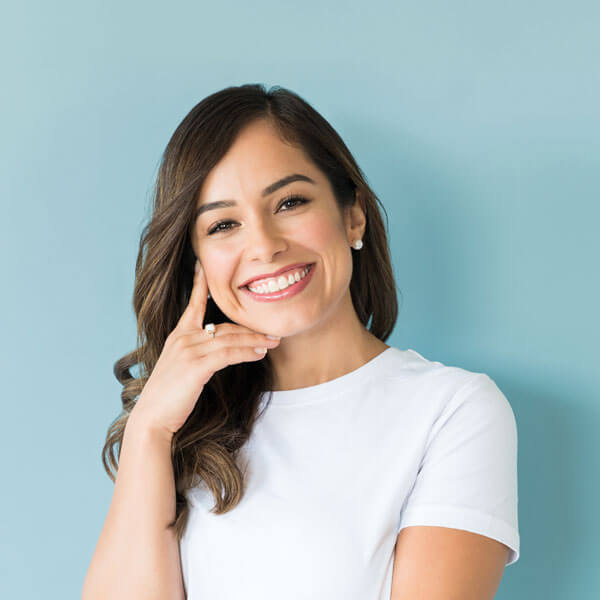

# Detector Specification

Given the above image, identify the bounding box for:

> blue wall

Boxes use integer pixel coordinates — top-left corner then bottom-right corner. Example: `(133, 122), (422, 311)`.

(2, 1), (598, 598)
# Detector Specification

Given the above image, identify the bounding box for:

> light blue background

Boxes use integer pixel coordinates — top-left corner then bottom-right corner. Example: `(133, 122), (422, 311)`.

(1, 1), (598, 598)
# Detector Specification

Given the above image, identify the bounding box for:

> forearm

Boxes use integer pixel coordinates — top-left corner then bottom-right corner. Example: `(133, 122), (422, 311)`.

(82, 413), (185, 600)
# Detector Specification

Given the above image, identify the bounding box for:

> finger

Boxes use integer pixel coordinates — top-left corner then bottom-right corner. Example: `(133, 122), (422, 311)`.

(203, 322), (279, 338)
(195, 345), (272, 378)
(180, 330), (281, 350)
(177, 259), (208, 331)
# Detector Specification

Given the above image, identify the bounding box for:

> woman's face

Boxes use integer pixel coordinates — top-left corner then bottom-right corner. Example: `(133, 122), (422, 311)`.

(191, 118), (365, 337)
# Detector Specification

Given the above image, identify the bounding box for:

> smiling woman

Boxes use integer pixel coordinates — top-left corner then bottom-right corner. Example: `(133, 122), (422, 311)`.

(84, 84), (519, 600)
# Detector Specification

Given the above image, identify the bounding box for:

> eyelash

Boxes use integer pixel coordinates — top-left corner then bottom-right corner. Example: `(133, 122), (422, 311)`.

(206, 194), (309, 235)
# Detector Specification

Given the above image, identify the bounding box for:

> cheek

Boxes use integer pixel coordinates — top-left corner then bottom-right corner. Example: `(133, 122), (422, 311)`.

(201, 248), (237, 289)
(298, 214), (344, 248)
(299, 215), (353, 286)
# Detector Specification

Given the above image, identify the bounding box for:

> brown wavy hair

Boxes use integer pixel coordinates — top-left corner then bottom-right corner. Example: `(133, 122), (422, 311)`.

(102, 83), (400, 542)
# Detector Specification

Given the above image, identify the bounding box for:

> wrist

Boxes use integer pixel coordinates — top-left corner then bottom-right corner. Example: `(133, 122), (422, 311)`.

(126, 407), (174, 447)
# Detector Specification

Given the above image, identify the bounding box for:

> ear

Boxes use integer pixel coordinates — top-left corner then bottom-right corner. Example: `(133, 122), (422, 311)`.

(344, 189), (366, 245)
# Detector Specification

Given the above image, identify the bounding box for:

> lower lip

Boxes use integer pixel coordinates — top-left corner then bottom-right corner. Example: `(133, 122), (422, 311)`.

(240, 264), (316, 302)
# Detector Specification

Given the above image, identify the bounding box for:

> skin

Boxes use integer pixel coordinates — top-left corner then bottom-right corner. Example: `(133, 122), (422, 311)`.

(191, 118), (388, 391)
(390, 526), (510, 599)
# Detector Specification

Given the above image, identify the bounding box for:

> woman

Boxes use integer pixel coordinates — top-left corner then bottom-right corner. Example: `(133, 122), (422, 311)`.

(83, 84), (520, 600)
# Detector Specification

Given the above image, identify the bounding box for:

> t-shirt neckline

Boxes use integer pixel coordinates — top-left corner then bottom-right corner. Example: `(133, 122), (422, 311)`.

(260, 346), (396, 406)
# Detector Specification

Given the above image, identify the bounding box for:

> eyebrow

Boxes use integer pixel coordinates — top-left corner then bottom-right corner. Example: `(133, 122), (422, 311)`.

(195, 173), (316, 219)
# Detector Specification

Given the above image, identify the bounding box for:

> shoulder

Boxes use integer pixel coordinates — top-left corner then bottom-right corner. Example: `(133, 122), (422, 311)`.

(380, 346), (517, 432)
(380, 346), (485, 387)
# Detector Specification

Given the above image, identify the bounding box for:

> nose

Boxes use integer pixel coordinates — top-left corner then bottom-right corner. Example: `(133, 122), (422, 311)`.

(245, 219), (288, 262)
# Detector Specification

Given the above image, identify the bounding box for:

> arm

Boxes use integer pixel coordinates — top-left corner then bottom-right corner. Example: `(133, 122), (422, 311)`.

(390, 374), (519, 598)
(81, 412), (186, 600)
(390, 525), (509, 599)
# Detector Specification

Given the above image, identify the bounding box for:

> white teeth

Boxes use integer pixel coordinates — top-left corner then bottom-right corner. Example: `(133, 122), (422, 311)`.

(248, 265), (311, 294)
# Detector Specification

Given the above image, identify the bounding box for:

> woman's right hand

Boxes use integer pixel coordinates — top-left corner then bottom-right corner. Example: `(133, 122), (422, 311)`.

(129, 260), (281, 439)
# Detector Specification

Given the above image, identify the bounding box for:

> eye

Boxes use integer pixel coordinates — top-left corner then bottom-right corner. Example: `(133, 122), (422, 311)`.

(278, 194), (309, 211)
(206, 194), (309, 235)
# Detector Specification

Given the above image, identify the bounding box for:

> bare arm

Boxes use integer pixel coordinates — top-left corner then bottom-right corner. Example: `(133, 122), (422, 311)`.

(81, 412), (185, 600)
(390, 526), (509, 599)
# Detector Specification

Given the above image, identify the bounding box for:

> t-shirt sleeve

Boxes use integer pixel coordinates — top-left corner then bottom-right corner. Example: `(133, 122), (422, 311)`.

(397, 372), (520, 565)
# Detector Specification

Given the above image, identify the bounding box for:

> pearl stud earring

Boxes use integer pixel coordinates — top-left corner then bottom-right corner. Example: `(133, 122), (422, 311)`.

(352, 239), (363, 250)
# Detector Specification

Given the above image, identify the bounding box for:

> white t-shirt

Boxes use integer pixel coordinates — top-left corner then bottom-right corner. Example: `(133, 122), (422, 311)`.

(180, 346), (520, 599)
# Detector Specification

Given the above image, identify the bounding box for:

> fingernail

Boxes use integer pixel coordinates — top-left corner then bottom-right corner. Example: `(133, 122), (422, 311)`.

(254, 347), (267, 354)
(266, 335), (280, 340)
(195, 260), (203, 274)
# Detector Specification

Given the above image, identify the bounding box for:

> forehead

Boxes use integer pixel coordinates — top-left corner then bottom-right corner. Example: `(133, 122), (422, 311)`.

(196, 119), (323, 207)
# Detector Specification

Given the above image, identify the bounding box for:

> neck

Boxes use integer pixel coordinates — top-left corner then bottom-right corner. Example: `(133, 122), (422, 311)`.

(266, 292), (389, 391)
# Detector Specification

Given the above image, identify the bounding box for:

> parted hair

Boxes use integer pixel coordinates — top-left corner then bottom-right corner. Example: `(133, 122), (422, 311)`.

(102, 83), (399, 541)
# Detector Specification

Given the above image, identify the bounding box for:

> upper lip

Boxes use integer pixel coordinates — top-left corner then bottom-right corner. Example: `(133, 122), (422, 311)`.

(239, 263), (313, 288)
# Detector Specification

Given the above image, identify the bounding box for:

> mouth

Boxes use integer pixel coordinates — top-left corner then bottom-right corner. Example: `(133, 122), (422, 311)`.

(240, 263), (316, 301)
(239, 262), (314, 289)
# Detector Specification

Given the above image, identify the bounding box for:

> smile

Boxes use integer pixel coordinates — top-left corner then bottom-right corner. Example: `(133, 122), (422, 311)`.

(241, 263), (315, 302)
